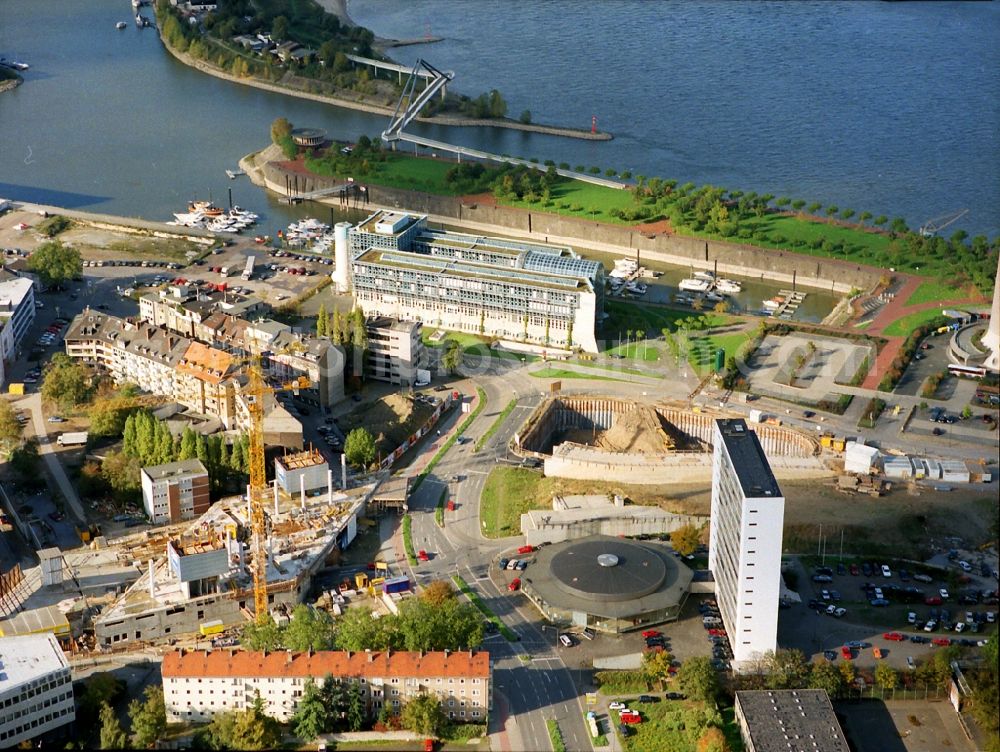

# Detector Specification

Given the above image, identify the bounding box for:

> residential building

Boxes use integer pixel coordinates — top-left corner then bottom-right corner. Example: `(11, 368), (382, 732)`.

(366, 317), (425, 385)
(275, 449), (329, 496)
(139, 284), (265, 339)
(734, 689), (849, 752)
(141, 459), (210, 525)
(349, 211), (604, 352)
(0, 634), (75, 748)
(0, 275), (35, 386)
(708, 419), (785, 670)
(162, 649), (491, 723)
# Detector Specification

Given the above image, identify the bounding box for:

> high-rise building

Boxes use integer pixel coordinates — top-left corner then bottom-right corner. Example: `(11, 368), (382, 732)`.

(709, 418), (785, 670)
(365, 317), (426, 385)
(985, 261), (999, 372)
(0, 634), (75, 748)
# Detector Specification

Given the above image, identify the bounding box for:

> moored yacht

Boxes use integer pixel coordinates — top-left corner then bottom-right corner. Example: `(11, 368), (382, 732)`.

(678, 277), (712, 293)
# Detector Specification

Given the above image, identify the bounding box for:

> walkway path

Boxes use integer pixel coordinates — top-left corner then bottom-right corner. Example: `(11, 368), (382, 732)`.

(22, 393), (87, 525)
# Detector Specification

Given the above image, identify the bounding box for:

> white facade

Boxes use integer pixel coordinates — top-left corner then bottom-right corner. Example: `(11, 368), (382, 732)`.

(162, 649), (491, 724)
(349, 211), (604, 353)
(0, 276), (36, 386)
(984, 261), (999, 372)
(140, 459), (211, 524)
(0, 634), (75, 747)
(366, 317), (425, 385)
(709, 419), (785, 671)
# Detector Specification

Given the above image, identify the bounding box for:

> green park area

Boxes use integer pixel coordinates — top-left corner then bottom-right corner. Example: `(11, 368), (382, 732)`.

(605, 341), (660, 361)
(685, 331), (749, 371)
(604, 301), (735, 343)
(529, 366), (629, 382)
(479, 467), (673, 538)
(882, 308), (954, 337)
(903, 281), (971, 307)
(609, 699), (742, 752)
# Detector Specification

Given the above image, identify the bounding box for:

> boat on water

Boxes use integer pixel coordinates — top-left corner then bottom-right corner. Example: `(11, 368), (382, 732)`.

(715, 278), (742, 294)
(115, 21), (127, 29)
(188, 200), (224, 216)
(678, 277), (712, 293)
(705, 291), (725, 303)
(763, 296), (785, 311)
(0, 58), (29, 71)
(693, 270), (716, 284)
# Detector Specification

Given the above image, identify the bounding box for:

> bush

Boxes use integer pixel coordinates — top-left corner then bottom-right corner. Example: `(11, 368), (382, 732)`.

(859, 397), (887, 428)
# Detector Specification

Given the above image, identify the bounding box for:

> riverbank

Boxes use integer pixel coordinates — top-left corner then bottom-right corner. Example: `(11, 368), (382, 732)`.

(154, 8), (610, 141)
(241, 144), (878, 296)
(0, 71), (22, 94)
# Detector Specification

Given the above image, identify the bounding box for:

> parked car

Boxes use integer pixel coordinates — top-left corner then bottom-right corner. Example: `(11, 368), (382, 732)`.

(499, 558), (509, 570)
(641, 630), (662, 638)
(609, 702), (627, 711)
(558, 634), (574, 647)
(883, 632), (906, 642)
(841, 646), (852, 660)
(882, 565), (892, 578)
(940, 588), (950, 600)
(417, 550), (430, 562)
(508, 578), (521, 592)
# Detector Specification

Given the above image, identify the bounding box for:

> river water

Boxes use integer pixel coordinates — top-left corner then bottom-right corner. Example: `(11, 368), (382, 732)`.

(0, 1), (996, 244)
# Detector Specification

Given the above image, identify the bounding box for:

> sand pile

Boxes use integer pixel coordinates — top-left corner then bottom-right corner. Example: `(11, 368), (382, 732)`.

(595, 404), (676, 454)
(343, 393), (434, 452)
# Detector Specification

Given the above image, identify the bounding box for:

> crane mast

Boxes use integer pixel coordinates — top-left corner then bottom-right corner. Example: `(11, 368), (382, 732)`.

(246, 357), (270, 623)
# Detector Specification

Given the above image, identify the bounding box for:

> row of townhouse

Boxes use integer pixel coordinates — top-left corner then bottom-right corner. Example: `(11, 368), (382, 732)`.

(162, 649), (491, 724)
(139, 286), (345, 405)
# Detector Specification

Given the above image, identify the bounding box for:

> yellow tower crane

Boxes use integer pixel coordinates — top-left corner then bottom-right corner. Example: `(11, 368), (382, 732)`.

(242, 352), (310, 624)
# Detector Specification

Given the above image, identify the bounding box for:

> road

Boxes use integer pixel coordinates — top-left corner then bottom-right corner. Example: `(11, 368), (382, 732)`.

(22, 392), (87, 525)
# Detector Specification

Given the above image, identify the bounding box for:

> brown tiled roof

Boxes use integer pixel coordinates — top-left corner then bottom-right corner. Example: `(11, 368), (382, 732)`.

(177, 342), (234, 385)
(162, 649), (490, 680)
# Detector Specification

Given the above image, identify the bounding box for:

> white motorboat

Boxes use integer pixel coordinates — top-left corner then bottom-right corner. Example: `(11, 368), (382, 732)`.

(625, 281), (647, 295)
(693, 270), (716, 284)
(116, 21), (127, 29)
(678, 277), (712, 293)
(716, 278), (742, 294)
(763, 296), (785, 311)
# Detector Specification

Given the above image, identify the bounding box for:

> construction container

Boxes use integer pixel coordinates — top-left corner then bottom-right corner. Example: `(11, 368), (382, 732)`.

(354, 572), (369, 589)
(832, 438), (846, 452)
(820, 434), (834, 448)
(382, 576), (411, 594)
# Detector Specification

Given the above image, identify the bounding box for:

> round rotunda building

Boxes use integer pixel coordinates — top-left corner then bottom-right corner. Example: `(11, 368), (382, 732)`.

(519, 535), (693, 634)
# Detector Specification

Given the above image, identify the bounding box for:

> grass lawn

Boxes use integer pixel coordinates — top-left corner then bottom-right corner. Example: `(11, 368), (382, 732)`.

(420, 328), (490, 350)
(882, 308), (952, 337)
(613, 698), (745, 752)
(903, 281), (971, 307)
(686, 331), (750, 369)
(504, 178), (635, 224)
(604, 301), (736, 342)
(529, 367), (630, 382)
(567, 359), (656, 377)
(606, 341), (661, 361)
(479, 467), (680, 538)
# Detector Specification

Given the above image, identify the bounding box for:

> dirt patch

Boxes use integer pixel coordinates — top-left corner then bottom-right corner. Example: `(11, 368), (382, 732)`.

(594, 404), (675, 453)
(656, 479), (997, 557)
(339, 393), (434, 455)
(632, 218), (674, 235)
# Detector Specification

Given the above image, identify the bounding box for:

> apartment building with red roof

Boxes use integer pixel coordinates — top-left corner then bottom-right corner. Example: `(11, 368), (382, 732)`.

(161, 648), (492, 723)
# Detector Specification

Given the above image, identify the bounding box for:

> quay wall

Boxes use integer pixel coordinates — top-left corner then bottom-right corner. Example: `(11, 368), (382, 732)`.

(255, 159), (881, 294)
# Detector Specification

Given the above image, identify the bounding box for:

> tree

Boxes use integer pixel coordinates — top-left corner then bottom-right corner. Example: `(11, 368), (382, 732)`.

(696, 727), (730, 752)
(961, 404), (973, 419)
(334, 606), (395, 651)
(101, 451), (143, 502)
(791, 199), (806, 211)
(8, 439), (42, 487)
(401, 693), (446, 737)
(272, 15), (289, 42)
(642, 649), (676, 685)
(78, 672), (126, 727)
(330, 307), (344, 345)
(420, 579), (455, 606)
(316, 303), (328, 337)
(764, 649), (810, 690)
(808, 660), (844, 697)
(240, 614), (283, 652)
(284, 604), (337, 652)
(807, 203), (822, 215)
(678, 656), (719, 703)
(89, 394), (140, 438)
(396, 597), (484, 652)
(344, 426), (376, 469)
(841, 208), (855, 221)
(838, 659), (856, 689)
(825, 205), (839, 217)
(41, 353), (92, 411)
(128, 685), (166, 748)
(859, 210), (872, 224)
(519, 109), (532, 124)
(671, 524), (701, 556)
(874, 662), (898, 691)
(178, 427), (198, 460)
(207, 697), (281, 751)
(441, 339), (463, 374)
(0, 399), (24, 454)
(291, 678), (328, 741)
(346, 681), (365, 731)
(26, 239), (82, 287)
(99, 702), (129, 750)
(873, 215), (888, 227)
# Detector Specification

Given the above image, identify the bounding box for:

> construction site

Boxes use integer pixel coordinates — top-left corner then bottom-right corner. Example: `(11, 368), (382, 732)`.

(515, 396), (830, 485)
(94, 478), (379, 647)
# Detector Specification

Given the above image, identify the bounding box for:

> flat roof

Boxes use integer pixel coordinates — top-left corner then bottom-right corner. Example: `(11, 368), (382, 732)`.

(142, 458), (208, 482)
(523, 535), (692, 619)
(276, 449), (327, 471)
(716, 419), (782, 499)
(736, 689), (849, 752)
(0, 634), (68, 692)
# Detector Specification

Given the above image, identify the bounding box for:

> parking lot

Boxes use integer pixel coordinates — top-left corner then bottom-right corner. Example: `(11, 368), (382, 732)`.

(780, 554), (998, 672)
